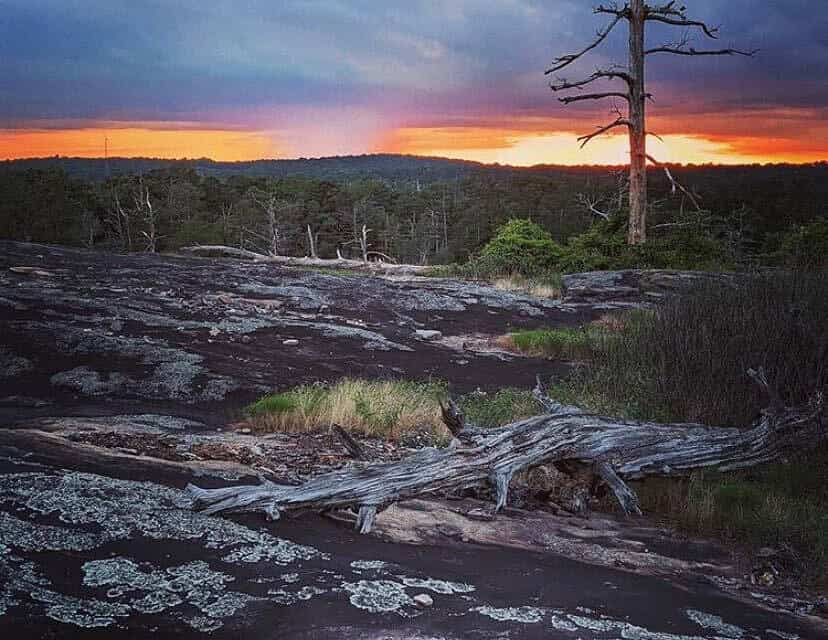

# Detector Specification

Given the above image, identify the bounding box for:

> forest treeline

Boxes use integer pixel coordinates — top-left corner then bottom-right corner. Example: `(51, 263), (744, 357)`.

(0, 156), (825, 266)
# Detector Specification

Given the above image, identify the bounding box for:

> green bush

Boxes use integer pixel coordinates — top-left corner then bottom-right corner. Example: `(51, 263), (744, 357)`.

(556, 215), (733, 274)
(475, 218), (564, 276)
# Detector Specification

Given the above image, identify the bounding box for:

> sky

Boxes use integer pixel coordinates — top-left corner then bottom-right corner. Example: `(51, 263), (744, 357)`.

(0, 0), (826, 165)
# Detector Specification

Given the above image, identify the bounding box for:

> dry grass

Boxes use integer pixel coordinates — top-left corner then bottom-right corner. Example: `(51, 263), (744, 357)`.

(247, 379), (543, 442)
(247, 378), (449, 440)
(491, 272), (562, 299)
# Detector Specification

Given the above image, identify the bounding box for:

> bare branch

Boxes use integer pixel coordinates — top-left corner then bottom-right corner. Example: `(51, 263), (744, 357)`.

(578, 117), (630, 148)
(576, 193), (611, 220)
(595, 3), (630, 17)
(646, 45), (757, 57)
(550, 68), (632, 91)
(644, 14), (720, 39)
(558, 91), (630, 104)
(545, 13), (625, 74)
(645, 154), (703, 212)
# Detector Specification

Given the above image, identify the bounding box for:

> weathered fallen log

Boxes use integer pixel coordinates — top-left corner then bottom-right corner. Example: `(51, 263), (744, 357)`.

(179, 245), (431, 275)
(187, 370), (825, 533)
(179, 245), (271, 261)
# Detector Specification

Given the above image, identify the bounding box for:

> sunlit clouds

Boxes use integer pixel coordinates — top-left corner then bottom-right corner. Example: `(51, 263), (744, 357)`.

(0, 1), (825, 164)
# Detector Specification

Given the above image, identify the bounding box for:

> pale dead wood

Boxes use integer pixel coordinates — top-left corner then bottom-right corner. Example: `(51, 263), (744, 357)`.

(179, 245), (431, 274)
(645, 154), (703, 212)
(188, 369), (825, 533)
(331, 424), (367, 461)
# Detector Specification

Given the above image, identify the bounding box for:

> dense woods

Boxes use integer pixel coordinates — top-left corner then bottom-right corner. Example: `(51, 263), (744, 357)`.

(0, 156), (826, 267)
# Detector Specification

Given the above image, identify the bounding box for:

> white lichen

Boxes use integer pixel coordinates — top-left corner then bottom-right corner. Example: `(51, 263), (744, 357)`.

(342, 580), (413, 613)
(686, 610), (744, 639)
(399, 576), (476, 594)
(471, 605), (545, 623)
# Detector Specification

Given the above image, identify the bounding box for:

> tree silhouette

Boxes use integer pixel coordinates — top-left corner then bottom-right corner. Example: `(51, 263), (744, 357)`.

(547, 1), (755, 244)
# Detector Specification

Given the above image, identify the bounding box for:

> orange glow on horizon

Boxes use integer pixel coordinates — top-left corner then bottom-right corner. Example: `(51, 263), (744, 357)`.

(375, 126), (828, 166)
(0, 127), (280, 162)
(1, 119), (825, 166)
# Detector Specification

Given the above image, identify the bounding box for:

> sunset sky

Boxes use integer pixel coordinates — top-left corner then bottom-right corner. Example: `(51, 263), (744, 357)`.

(1, 1), (826, 165)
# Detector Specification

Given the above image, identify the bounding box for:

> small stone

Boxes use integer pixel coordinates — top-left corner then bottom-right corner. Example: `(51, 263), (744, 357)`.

(283, 339), (299, 346)
(209, 327), (221, 337)
(413, 594), (433, 608)
(240, 335), (252, 344)
(414, 329), (442, 341)
(238, 428), (252, 435)
(465, 508), (495, 522)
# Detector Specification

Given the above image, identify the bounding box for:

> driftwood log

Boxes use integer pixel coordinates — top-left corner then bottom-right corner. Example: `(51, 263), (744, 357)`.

(187, 371), (825, 533)
(178, 245), (431, 275)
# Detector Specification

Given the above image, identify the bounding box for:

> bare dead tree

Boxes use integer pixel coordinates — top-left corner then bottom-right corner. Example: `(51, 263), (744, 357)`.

(134, 177), (159, 253)
(219, 202), (235, 245)
(253, 192), (280, 256)
(248, 190), (299, 257)
(359, 224), (371, 262)
(547, 1), (756, 245)
(307, 224), (319, 259)
(110, 192), (132, 252)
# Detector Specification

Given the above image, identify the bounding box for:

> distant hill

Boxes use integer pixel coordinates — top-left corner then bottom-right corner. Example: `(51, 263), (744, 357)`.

(0, 154), (502, 183)
(3, 152), (823, 185)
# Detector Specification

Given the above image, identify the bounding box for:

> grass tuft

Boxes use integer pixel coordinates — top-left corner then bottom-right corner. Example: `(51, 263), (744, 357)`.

(458, 388), (541, 428)
(247, 378), (449, 440)
(248, 379), (543, 440)
(509, 326), (605, 360)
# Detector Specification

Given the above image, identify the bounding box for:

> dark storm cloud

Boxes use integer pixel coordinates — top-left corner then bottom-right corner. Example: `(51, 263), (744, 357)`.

(0, 1), (825, 127)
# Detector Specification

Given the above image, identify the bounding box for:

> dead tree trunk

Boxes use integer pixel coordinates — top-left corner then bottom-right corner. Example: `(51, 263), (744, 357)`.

(307, 224), (318, 259)
(547, 2), (755, 245)
(359, 224), (370, 262)
(188, 371), (825, 533)
(627, 0), (647, 244)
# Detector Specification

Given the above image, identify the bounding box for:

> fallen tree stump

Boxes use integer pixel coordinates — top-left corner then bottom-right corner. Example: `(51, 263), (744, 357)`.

(187, 370), (825, 533)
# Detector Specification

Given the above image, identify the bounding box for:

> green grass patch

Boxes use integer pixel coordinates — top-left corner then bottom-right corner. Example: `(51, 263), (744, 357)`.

(458, 388), (541, 428)
(509, 326), (605, 360)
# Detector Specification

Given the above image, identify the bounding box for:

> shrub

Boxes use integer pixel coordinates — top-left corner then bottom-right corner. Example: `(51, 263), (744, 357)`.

(558, 270), (827, 426)
(475, 218), (564, 276)
(557, 216), (733, 274)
